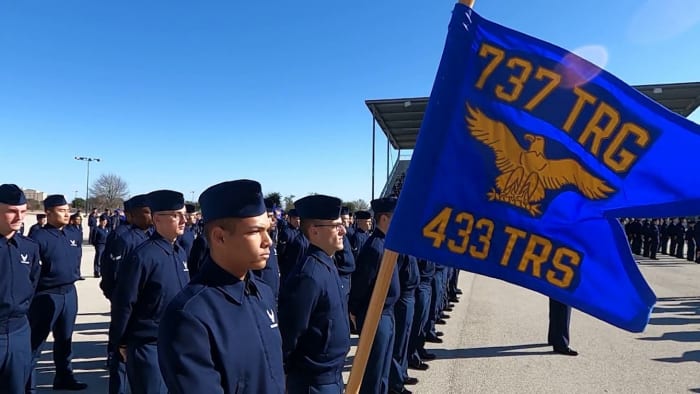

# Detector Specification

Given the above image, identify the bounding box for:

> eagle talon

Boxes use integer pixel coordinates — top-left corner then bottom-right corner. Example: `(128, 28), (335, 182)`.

(487, 190), (498, 201)
(527, 204), (541, 216)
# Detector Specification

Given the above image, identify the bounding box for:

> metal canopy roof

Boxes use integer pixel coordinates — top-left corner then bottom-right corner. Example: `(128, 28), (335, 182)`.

(366, 82), (700, 150)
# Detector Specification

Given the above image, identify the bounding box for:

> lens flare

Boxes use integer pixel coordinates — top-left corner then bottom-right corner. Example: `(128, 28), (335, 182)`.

(555, 45), (609, 88)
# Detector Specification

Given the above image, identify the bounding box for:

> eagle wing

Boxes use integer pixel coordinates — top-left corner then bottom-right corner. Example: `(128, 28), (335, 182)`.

(539, 158), (614, 199)
(465, 104), (524, 173)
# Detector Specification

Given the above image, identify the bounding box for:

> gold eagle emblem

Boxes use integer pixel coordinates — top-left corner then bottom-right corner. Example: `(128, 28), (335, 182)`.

(465, 104), (614, 216)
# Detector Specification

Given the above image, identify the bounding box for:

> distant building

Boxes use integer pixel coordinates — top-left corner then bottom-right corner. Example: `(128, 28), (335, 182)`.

(23, 188), (45, 202)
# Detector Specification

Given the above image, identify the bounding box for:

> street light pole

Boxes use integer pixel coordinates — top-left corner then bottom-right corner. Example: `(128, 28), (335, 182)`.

(75, 156), (101, 212)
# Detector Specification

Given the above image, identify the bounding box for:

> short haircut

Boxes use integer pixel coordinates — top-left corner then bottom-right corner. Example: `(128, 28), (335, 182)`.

(374, 212), (390, 222)
(203, 217), (238, 243)
(299, 218), (320, 238)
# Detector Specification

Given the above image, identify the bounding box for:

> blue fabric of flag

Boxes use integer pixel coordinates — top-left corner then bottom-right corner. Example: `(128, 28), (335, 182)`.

(385, 4), (700, 332)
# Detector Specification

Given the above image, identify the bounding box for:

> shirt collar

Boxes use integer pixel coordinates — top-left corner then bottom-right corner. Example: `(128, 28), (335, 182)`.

(149, 231), (178, 255)
(1, 233), (19, 247)
(372, 228), (386, 239)
(41, 223), (65, 237)
(307, 244), (337, 270)
(198, 256), (259, 305)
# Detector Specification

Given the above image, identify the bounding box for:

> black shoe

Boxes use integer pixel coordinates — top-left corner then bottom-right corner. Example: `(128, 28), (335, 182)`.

(436, 319), (447, 325)
(444, 306), (453, 312)
(456, 289), (463, 294)
(425, 335), (443, 343)
(405, 377), (419, 385)
(389, 388), (412, 394)
(53, 378), (88, 391)
(77, 276), (86, 281)
(553, 346), (578, 356)
(448, 296), (459, 303)
(419, 351), (437, 360)
(409, 360), (429, 371)
(439, 313), (450, 319)
(435, 331), (444, 337)
(448, 303), (455, 308)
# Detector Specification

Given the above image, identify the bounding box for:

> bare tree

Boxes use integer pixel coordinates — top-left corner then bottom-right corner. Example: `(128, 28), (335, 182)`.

(90, 173), (129, 209)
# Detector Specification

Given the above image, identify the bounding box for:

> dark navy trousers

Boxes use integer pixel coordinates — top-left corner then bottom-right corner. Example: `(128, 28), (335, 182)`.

(408, 281), (432, 363)
(94, 244), (105, 276)
(548, 298), (571, 348)
(0, 318), (32, 393)
(108, 349), (128, 394)
(389, 294), (415, 390)
(126, 343), (166, 394)
(286, 371), (343, 394)
(427, 271), (445, 336)
(359, 311), (395, 394)
(26, 285), (78, 393)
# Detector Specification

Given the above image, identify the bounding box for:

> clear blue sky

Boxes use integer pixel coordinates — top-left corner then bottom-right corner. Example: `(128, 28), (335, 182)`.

(2, 0), (699, 204)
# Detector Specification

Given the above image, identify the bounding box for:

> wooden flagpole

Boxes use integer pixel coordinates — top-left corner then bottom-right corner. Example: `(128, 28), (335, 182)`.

(345, 1), (476, 393)
(345, 249), (399, 393)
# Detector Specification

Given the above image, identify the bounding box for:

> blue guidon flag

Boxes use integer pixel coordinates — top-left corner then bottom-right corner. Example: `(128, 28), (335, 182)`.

(385, 3), (700, 332)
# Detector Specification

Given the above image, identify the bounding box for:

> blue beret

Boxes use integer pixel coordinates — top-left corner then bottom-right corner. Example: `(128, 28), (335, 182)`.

(123, 199), (132, 211)
(99, 214), (109, 221)
(288, 208), (299, 217)
(146, 190), (184, 212)
(185, 203), (196, 214)
(0, 184), (27, 205)
(70, 213), (81, 220)
(355, 210), (372, 220)
(44, 194), (68, 209)
(128, 194), (149, 210)
(36, 213), (46, 219)
(199, 179), (266, 222)
(371, 197), (397, 214)
(341, 206), (350, 215)
(295, 195), (342, 220)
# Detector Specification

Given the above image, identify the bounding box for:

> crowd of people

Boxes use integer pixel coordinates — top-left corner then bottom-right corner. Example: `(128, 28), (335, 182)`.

(1, 181), (475, 394)
(8, 173), (657, 394)
(621, 217), (700, 262)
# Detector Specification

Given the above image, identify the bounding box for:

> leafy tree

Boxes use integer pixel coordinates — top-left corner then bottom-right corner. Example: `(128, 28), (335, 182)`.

(353, 199), (370, 210)
(345, 199), (370, 212)
(264, 192), (282, 207)
(71, 197), (86, 210)
(283, 194), (296, 210)
(344, 201), (358, 213)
